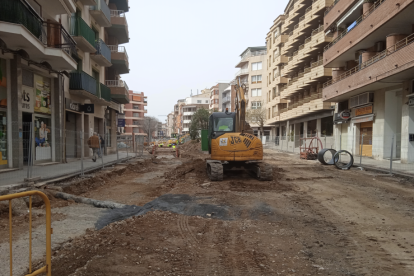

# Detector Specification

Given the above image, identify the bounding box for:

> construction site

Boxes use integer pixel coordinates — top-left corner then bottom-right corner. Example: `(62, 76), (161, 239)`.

(1, 139), (414, 276)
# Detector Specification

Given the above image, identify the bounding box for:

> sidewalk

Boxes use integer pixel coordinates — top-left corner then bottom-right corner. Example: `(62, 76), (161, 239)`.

(0, 151), (137, 187)
(264, 145), (414, 177)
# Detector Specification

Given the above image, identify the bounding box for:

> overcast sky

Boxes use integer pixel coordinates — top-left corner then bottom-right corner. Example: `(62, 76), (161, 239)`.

(122, 0), (289, 121)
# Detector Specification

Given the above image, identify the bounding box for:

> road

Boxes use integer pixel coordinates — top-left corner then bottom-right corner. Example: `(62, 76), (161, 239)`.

(1, 144), (414, 276)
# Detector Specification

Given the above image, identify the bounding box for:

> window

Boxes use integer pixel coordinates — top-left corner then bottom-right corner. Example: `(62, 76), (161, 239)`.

(321, 116), (333, 136)
(256, 75), (262, 82)
(251, 88), (262, 97)
(274, 29), (279, 39)
(213, 117), (234, 132)
(251, 62), (262, 71)
(205, 100), (209, 103)
(307, 119), (317, 137)
(197, 100), (201, 103)
(133, 113), (140, 117)
(274, 49), (279, 59)
(273, 68), (279, 79)
(251, 101), (262, 109)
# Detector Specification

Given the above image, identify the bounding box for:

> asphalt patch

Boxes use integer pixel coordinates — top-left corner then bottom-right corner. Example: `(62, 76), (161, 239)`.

(95, 194), (281, 229)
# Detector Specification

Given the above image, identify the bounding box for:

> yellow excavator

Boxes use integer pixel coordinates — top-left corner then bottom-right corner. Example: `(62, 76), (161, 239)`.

(206, 79), (273, 181)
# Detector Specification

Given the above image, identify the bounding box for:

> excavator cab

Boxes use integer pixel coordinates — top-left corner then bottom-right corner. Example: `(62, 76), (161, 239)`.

(208, 111), (236, 154)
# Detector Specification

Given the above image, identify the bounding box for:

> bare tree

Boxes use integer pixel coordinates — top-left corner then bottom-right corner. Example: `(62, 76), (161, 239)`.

(143, 116), (159, 142)
(246, 105), (266, 138)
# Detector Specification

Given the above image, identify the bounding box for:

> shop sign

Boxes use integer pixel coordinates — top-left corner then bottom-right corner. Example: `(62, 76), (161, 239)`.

(339, 110), (351, 120)
(22, 86), (34, 113)
(65, 99), (81, 112)
(355, 105), (373, 117)
(34, 78), (51, 114)
(117, 118), (125, 127)
(352, 114), (374, 124)
(84, 104), (94, 113)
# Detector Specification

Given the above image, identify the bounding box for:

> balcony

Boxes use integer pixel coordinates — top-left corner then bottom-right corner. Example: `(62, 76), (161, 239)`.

(109, 0), (129, 12)
(70, 15), (96, 52)
(100, 83), (111, 102)
(323, 32), (414, 102)
(79, 0), (96, 5)
(222, 96), (231, 103)
(89, 0), (111, 27)
(33, 0), (76, 16)
(324, 0), (354, 31)
(235, 68), (249, 77)
(69, 72), (109, 104)
(109, 45), (129, 74)
(105, 80), (130, 104)
(0, 0), (77, 71)
(322, 0), (414, 67)
(91, 39), (112, 67)
(108, 10), (129, 44)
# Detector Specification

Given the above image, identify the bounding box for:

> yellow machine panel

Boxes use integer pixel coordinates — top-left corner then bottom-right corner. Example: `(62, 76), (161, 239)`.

(211, 133), (263, 161)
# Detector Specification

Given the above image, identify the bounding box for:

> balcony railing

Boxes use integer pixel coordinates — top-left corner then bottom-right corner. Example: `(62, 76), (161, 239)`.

(311, 25), (324, 36)
(324, 33), (414, 88)
(69, 72), (97, 96)
(90, 0), (111, 23)
(105, 80), (129, 91)
(100, 83), (111, 102)
(235, 68), (249, 77)
(0, 0), (77, 57)
(240, 50), (267, 60)
(324, 0), (387, 52)
(70, 15), (95, 47)
(95, 39), (111, 62)
(311, 59), (323, 68)
(110, 9), (126, 17)
(108, 45), (129, 60)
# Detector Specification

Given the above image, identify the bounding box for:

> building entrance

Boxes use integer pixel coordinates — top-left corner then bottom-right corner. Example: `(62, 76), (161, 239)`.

(359, 121), (373, 157)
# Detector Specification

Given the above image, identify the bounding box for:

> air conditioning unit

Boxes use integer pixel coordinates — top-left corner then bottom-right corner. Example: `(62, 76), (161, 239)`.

(349, 92), (374, 108)
(409, 97), (414, 107)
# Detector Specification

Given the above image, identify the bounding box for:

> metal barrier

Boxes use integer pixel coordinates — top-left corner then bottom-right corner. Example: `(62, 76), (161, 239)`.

(0, 191), (52, 276)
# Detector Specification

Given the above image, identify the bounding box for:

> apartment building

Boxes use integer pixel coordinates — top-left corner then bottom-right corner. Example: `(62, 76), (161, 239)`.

(123, 91), (147, 135)
(235, 47), (267, 112)
(181, 93), (210, 133)
(265, 0), (335, 148)
(209, 83), (230, 112)
(0, 0), (131, 169)
(174, 99), (186, 134)
(166, 112), (175, 137)
(322, 0), (414, 163)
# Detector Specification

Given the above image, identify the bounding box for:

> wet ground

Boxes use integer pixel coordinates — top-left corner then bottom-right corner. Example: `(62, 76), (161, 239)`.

(2, 141), (414, 276)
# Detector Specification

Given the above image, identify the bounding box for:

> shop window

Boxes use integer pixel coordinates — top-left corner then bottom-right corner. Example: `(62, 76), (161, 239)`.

(321, 116), (333, 136)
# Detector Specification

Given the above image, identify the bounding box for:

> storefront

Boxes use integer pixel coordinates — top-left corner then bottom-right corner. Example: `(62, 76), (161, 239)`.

(352, 105), (374, 157)
(0, 58), (8, 169)
(21, 70), (53, 163)
(65, 99), (82, 159)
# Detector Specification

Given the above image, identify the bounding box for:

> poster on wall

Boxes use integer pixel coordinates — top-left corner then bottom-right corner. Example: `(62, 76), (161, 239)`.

(34, 117), (52, 160)
(34, 76), (51, 114)
(22, 86), (34, 113)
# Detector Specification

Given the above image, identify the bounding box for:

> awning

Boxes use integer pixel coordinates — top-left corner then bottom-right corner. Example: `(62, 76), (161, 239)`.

(351, 114), (374, 124)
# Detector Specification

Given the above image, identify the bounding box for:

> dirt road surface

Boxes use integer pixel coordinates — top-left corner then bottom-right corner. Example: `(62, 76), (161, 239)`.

(1, 141), (414, 276)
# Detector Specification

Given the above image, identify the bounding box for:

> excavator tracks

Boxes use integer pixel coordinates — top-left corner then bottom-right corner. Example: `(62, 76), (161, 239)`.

(207, 161), (223, 181)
